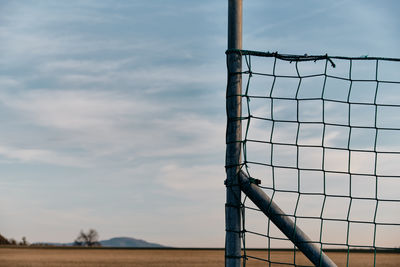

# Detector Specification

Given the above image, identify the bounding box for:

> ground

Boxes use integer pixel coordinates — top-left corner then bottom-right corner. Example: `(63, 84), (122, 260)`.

(0, 248), (399, 267)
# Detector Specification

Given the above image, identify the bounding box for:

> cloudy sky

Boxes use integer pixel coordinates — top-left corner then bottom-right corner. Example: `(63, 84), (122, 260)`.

(0, 0), (399, 247)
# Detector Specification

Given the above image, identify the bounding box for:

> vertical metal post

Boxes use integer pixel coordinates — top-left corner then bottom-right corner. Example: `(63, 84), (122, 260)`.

(225, 0), (242, 267)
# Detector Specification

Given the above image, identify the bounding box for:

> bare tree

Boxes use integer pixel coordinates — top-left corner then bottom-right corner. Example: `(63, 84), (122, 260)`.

(74, 229), (100, 247)
(19, 236), (28, 246)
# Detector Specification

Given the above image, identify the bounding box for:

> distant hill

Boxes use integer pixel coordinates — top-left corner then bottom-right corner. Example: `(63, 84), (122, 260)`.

(100, 237), (164, 248)
(33, 237), (165, 248)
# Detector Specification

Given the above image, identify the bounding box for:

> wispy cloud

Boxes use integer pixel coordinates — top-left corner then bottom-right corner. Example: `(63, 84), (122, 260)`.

(0, 145), (86, 167)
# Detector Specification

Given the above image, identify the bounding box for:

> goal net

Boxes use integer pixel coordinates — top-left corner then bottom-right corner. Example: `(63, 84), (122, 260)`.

(226, 49), (400, 266)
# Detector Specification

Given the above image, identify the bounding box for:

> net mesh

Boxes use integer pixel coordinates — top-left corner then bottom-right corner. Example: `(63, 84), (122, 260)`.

(227, 49), (400, 266)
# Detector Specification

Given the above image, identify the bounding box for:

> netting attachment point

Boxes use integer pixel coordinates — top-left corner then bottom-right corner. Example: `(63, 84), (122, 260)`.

(225, 255), (243, 259)
(224, 179), (240, 187)
(248, 177), (261, 186)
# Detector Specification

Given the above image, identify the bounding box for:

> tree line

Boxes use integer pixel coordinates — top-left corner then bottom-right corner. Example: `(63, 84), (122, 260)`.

(0, 229), (101, 247)
(0, 234), (28, 246)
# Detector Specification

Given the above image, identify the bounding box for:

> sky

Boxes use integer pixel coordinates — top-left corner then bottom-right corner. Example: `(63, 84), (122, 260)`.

(0, 0), (399, 247)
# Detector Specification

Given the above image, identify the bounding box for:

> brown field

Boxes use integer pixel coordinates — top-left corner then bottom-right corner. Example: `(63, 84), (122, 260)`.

(0, 248), (399, 267)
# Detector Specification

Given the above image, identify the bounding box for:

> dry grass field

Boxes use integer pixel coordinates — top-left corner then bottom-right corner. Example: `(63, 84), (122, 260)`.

(0, 248), (399, 267)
